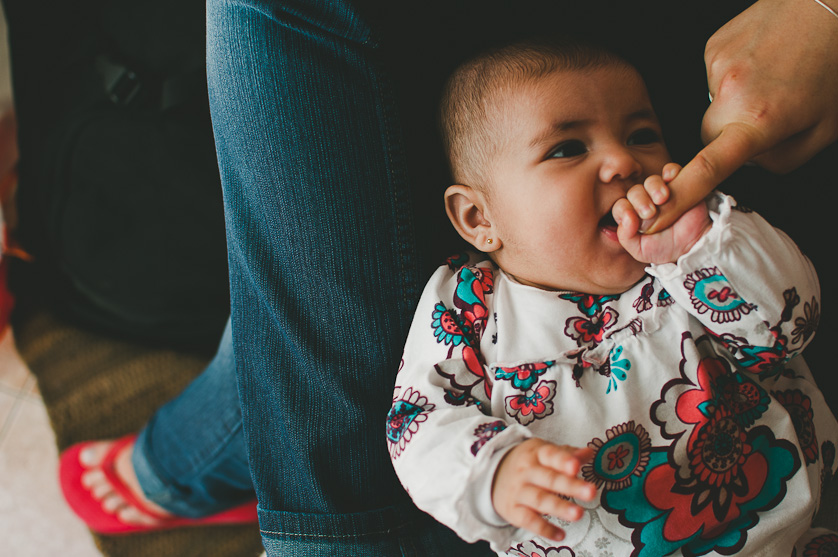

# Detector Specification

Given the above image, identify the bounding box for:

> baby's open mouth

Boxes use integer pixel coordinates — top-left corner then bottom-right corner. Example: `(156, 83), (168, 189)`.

(598, 212), (618, 230)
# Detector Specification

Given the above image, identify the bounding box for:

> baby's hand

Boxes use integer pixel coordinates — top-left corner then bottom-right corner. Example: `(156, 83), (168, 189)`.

(612, 163), (712, 264)
(492, 439), (596, 542)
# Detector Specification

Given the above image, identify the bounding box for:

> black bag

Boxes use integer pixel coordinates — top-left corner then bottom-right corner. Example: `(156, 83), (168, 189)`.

(4, 0), (229, 347)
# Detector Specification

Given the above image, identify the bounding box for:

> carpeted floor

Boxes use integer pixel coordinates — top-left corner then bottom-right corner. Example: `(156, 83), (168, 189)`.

(14, 307), (263, 557)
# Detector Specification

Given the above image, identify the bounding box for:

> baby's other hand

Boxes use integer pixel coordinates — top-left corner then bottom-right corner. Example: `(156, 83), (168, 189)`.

(612, 163), (711, 264)
(492, 439), (596, 542)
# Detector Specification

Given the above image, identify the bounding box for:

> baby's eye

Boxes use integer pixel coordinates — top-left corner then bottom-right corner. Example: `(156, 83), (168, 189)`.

(627, 128), (661, 146)
(548, 140), (587, 159)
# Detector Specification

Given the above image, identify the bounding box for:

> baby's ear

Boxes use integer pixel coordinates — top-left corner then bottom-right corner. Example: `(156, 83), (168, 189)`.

(444, 185), (501, 252)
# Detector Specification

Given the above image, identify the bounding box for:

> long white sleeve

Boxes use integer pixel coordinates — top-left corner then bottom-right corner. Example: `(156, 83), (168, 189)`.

(648, 192), (820, 373)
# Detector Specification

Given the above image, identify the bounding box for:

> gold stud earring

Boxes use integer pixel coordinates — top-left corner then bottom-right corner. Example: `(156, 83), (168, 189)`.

(487, 238), (493, 245)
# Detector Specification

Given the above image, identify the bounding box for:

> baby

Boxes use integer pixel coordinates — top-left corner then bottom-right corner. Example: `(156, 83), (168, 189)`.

(387, 40), (838, 556)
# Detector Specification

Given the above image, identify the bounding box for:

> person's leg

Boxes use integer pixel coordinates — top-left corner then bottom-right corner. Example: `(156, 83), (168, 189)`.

(206, 0), (491, 554)
(78, 318), (254, 523)
(131, 317), (254, 517)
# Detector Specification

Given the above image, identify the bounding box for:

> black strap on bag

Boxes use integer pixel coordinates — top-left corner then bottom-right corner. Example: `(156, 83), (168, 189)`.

(95, 54), (208, 111)
(5, 0), (230, 349)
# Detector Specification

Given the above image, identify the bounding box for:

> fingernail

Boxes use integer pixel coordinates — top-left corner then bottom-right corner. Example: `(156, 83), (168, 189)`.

(638, 205), (655, 220)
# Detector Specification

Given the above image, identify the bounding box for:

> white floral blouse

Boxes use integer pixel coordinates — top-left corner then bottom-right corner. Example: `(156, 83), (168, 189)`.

(388, 193), (838, 556)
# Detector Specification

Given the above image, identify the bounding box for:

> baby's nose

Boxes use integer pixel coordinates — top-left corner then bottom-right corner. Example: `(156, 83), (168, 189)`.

(600, 147), (642, 184)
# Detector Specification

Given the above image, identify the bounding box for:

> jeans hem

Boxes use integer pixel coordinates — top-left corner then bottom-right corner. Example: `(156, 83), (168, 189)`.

(256, 503), (431, 540)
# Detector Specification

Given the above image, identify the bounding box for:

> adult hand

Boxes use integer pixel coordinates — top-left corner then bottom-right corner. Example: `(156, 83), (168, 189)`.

(644, 0), (838, 234)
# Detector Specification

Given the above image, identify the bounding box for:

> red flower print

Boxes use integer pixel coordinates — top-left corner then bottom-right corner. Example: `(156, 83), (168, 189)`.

(582, 421), (651, 491)
(605, 333), (801, 556)
(707, 286), (737, 303)
(803, 533), (838, 556)
(607, 444), (630, 470)
(684, 267), (754, 323)
(434, 343), (492, 407)
(505, 381), (556, 426)
(564, 307), (618, 348)
(689, 407), (750, 490)
(495, 361), (554, 391)
(453, 266), (494, 343)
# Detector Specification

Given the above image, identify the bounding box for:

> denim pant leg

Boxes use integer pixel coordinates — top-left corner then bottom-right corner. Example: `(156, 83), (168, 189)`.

(132, 318), (255, 518)
(206, 0), (491, 554)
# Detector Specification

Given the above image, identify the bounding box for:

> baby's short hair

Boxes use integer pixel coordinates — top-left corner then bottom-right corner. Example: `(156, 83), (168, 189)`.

(439, 39), (630, 191)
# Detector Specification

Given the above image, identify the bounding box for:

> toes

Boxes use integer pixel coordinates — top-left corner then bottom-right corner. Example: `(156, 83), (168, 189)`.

(101, 493), (126, 514)
(75, 436), (171, 526)
(86, 475), (161, 526)
(117, 506), (160, 527)
(81, 468), (121, 504)
(78, 442), (110, 467)
(81, 469), (106, 491)
(90, 480), (115, 501)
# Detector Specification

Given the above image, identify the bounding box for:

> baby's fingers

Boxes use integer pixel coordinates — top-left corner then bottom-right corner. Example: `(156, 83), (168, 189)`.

(509, 506), (568, 542)
(527, 463), (597, 503)
(536, 445), (594, 477)
(662, 162), (683, 183)
(627, 180), (664, 221)
(644, 174), (671, 206)
(519, 484), (586, 523)
(626, 185), (656, 221)
(612, 198), (641, 242)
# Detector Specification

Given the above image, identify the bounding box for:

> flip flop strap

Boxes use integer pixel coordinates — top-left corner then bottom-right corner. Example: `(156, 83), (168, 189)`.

(99, 434), (173, 521)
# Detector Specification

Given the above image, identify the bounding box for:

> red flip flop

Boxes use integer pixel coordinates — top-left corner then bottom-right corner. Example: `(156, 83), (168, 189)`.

(59, 434), (258, 535)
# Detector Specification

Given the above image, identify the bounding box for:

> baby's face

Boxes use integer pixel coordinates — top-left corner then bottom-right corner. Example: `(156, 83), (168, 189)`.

(484, 64), (671, 294)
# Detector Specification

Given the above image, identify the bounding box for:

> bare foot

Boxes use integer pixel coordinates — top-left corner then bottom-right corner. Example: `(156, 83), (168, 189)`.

(78, 439), (173, 527)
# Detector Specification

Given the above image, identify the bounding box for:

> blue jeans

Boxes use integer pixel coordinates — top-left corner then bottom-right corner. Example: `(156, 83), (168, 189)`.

(205, 0), (492, 554)
(132, 319), (255, 518)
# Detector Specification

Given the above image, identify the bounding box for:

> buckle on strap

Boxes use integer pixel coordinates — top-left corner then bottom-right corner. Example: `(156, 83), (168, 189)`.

(95, 56), (142, 106)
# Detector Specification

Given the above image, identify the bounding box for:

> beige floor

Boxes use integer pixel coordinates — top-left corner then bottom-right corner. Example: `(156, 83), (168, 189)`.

(0, 6), (102, 557)
(0, 329), (102, 556)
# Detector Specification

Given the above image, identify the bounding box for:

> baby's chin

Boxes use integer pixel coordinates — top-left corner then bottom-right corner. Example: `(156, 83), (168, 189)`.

(593, 262), (648, 295)
(518, 265), (647, 295)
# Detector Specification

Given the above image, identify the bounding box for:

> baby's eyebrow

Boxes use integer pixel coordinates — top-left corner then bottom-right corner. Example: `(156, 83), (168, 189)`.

(528, 118), (592, 149)
(626, 108), (658, 123)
